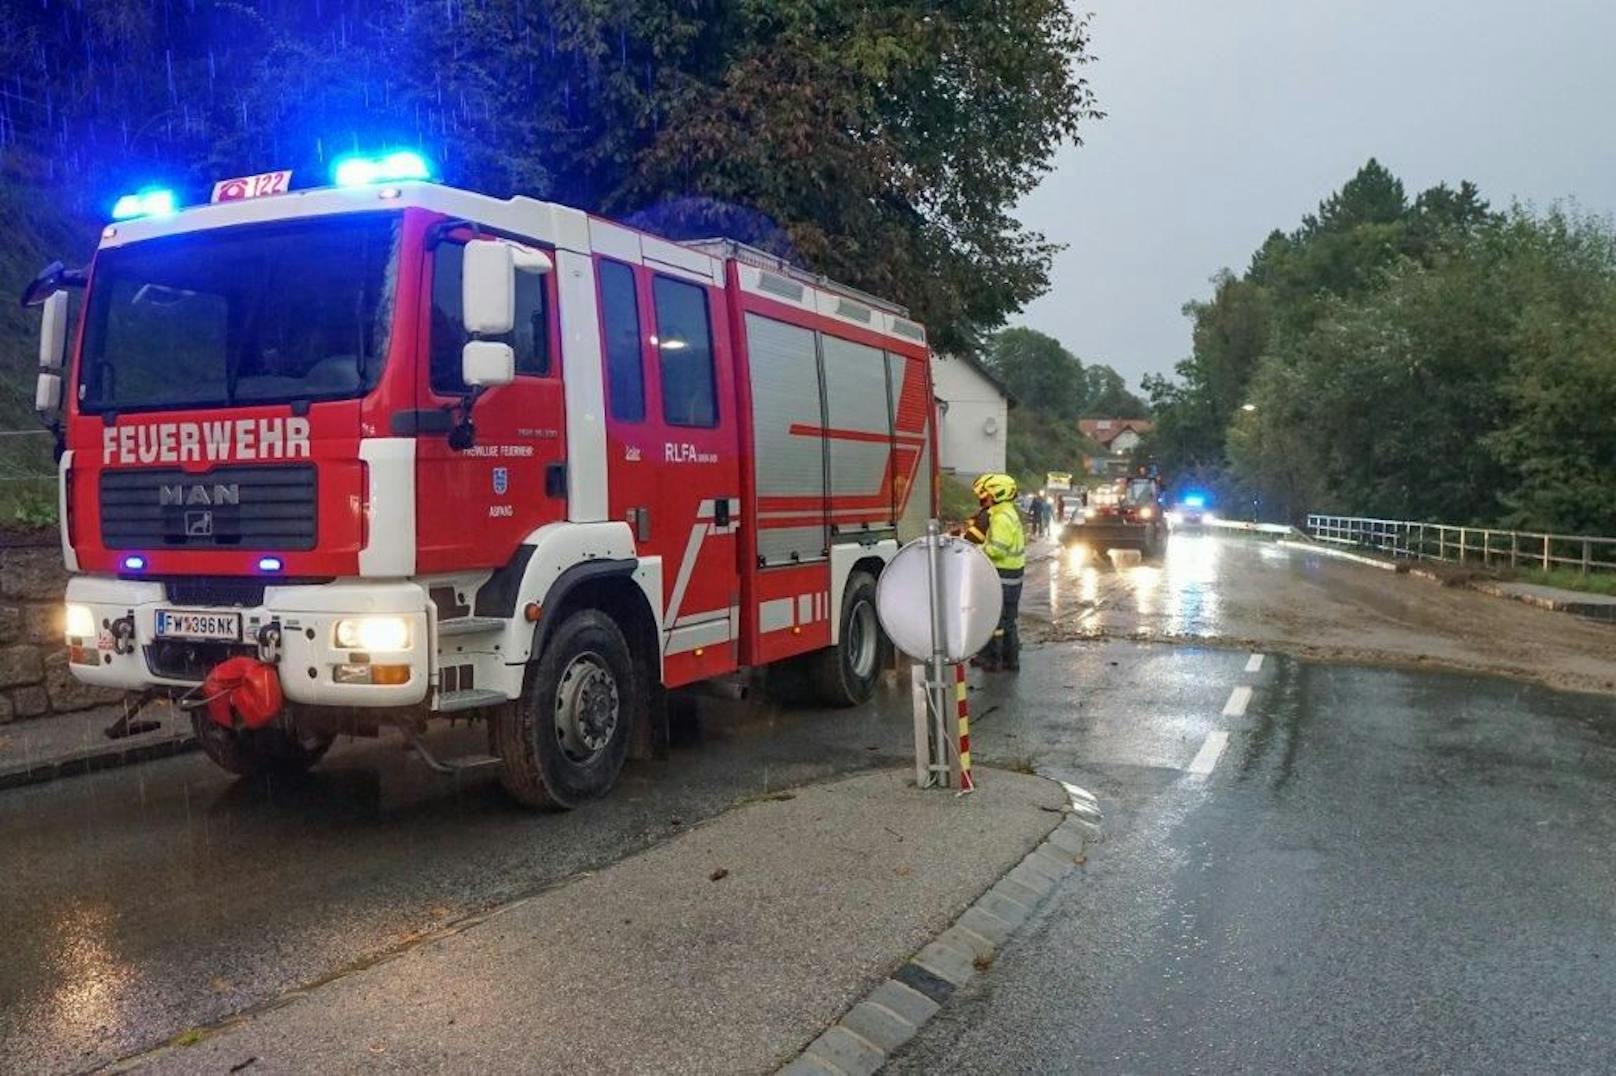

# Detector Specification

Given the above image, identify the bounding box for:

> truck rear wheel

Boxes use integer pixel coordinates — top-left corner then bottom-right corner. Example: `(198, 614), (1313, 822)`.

(495, 609), (636, 809)
(191, 713), (334, 777)
(812, 571), (889, 707)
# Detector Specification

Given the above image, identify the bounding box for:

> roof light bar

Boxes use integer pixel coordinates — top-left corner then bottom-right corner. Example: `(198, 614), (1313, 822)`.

(332, 150), (432, 188)
(111, 188), (177, 221)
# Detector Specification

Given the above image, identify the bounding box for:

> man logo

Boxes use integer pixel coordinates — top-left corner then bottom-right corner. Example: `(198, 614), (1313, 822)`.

(185, 510), (215, 538)
(492, 467), (509, 496)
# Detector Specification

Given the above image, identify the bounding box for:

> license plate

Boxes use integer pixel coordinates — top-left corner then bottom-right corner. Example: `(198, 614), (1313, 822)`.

(155, 609), (242, 642)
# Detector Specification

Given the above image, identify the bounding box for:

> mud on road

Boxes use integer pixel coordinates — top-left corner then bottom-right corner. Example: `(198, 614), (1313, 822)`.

(1020, 532), (1616, 698)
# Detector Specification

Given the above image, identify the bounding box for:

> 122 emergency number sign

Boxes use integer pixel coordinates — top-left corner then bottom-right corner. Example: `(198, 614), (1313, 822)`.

(211, 170), (292, 203)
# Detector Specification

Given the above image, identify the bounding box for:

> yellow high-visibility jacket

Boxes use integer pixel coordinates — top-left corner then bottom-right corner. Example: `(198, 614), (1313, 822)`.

(965, 501), (1026, 573)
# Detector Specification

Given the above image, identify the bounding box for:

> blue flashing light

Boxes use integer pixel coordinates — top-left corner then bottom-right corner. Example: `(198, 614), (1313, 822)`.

(121, 554), (148, 572)
(111, 188), (177, 221)
(257, 556), (285, 573)
(1181, 493), (1207, 509)
(332, 150), (432, 188)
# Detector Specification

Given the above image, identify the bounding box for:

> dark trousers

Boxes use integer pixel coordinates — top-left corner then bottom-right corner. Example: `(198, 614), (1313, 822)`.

(985, 572), (1023, 669)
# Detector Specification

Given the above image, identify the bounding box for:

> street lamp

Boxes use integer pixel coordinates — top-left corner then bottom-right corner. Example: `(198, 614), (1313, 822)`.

(1241, 402), (1257, 413)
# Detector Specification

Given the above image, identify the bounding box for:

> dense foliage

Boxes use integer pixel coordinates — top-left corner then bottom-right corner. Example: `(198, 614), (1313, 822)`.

(0, 0), (1100, 353)
(985, 327), (1148, 421)
(979, 326), (1146, 493)
(1146, 160), (1616, 532)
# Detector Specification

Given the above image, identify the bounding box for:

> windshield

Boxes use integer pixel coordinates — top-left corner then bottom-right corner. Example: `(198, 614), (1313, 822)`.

(1124, 479), (1157, 505)
(78, 214), (400, 413)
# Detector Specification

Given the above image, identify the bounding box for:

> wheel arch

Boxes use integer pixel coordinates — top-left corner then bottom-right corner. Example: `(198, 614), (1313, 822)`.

(828, 539), (898, 643)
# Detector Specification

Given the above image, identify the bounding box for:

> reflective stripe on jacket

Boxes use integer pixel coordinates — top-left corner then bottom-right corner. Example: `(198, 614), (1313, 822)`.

(965, 501), (1025, 572)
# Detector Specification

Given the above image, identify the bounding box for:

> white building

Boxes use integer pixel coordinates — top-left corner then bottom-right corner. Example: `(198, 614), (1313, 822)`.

(931, 352), (1015, 476)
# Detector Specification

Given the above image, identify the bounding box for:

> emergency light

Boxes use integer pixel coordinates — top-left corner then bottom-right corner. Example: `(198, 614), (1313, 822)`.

(332, 150), (432, 188)
(1182, 493), (1207, 508)
(121, 554), (148, 572)
(110, 188), (177, 221)
(257, 556), (284, 573)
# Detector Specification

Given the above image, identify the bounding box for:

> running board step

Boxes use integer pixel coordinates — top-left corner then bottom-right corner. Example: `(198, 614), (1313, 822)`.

(435, 688), (507, 713)
(437, 616), (506, 637)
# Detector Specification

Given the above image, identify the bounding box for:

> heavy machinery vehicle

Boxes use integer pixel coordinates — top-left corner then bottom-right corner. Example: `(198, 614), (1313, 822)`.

(1061, 476), (1165, 557)
(25, 155), (936, 807)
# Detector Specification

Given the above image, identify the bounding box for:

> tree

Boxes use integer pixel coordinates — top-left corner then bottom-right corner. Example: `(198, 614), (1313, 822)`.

(984, 328), (1086, 420)
(1079, 364), (1149, 418)
(0, 0), (1102, 352)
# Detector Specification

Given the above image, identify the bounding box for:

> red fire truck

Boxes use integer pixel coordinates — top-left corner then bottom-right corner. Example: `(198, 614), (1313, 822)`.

(24, 156), (936, 807)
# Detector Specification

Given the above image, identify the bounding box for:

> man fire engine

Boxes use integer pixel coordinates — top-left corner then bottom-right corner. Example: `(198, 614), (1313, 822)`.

(23, 154), (936, 808)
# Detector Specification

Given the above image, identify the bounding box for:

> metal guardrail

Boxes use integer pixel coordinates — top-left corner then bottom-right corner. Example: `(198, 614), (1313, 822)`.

(1306, 514), (1616, 576)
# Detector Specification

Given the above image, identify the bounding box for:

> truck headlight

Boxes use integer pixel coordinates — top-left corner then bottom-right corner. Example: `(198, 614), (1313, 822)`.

(333, 616), (411, 652)
(65, 603), (97, 640)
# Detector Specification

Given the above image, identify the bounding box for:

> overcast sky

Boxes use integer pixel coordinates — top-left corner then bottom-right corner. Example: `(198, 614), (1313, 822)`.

(1015, 0), (1616, 391)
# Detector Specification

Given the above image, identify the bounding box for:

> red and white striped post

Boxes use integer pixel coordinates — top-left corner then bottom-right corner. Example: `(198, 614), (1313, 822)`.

(953, 661), (974, 793)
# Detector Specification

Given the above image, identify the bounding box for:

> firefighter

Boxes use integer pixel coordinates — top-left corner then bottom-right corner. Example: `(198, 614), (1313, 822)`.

(964, 472), (1026, 672)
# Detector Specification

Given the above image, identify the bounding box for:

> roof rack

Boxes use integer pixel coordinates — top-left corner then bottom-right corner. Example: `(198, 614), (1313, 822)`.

(681, 237), (911, 318)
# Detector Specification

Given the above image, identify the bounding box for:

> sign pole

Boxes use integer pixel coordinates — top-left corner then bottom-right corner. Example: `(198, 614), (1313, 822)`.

(924, 519), (952, 787)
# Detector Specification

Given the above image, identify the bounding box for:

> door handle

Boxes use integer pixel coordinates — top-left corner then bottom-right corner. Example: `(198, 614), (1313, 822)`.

(545, 462), (567, 498)
(714, 498), (731, 528)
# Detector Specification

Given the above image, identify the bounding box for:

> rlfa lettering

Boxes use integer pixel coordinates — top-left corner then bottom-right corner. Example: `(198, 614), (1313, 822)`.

(102, 419), (311, 465)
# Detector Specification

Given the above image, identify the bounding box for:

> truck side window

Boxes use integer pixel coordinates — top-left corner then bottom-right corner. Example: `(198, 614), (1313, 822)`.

(599, 261), (645, 422)
(430, 242), (550, 394)
(652, 276), (717, 428)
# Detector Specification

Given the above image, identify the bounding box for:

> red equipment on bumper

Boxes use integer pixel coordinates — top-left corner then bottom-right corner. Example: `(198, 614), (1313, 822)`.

(203, 657), (284, 729)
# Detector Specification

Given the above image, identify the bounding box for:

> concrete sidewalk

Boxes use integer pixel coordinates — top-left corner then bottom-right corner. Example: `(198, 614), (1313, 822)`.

(1471, 579), (1616, 622)
(0, 699), (193, 790)
(130, 767), (1067, 1075)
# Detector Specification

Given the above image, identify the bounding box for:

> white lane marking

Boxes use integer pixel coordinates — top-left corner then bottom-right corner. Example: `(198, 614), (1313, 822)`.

(1222, 685), (1253, 718)
(1187, 730), (1230, 775)
(1244, 653), (1265, 674)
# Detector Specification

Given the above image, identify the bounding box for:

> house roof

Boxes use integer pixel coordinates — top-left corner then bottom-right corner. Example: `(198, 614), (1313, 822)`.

(1079, 417), (1154, 448)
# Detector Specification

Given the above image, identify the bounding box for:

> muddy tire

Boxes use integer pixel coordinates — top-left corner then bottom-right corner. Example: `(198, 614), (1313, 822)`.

(494, 609), (637, 809)
(811, 571), (889, 707)
(191, 713), (334, 777)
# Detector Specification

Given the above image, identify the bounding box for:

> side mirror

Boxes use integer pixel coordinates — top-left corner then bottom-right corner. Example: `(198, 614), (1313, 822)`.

(20, 261), (86, 308)
(462, 239), (552, 335)
(462, 340), (515, 388)
(35, 372), (62, 414)
(39, 291), (68, 370)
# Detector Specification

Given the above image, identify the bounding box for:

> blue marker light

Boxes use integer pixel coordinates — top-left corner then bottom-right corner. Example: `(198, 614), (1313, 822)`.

(332, 150), (432, 188)
(1182, 494), (1207, 509)
(111, 188), (177, 221)
(257, 556), (284, 573)
(121, 554), (148, 572)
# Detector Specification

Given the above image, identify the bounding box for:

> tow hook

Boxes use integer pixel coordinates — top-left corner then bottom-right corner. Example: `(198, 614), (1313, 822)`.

(256, 622), (283, 664)
(110, 615), (136, 656)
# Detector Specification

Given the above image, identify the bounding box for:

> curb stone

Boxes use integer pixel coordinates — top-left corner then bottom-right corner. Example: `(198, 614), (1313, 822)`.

(779, 799), (1102, 1074)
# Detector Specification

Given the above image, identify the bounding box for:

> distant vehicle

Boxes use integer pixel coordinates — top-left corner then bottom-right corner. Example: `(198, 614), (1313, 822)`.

(1167, 492), (1213, 530)
(1061, 477), (1165, 556)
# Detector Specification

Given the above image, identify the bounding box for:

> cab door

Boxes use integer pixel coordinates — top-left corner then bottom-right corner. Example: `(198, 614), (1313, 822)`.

(598, 259), (740, 685)
(414, 232), (567, 576)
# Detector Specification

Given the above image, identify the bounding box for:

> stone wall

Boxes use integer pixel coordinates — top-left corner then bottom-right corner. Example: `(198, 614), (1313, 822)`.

(0, 540), (120, 721)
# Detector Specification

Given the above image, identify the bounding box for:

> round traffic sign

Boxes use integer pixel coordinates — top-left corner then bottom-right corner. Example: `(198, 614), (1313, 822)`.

(875, 535), (1003, 662)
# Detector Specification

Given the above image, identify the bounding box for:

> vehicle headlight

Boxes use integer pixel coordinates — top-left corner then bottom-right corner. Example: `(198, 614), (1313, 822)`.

(1083, 508), (1096, 520)
(1138, 507), (1154, 520)
(334, 615), (411, 652)
(65, 603), (97, 640)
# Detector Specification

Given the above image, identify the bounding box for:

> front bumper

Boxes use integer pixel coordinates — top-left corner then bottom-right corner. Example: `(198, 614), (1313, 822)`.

(1061, 521), (1154, 549)
(64, 575), (430, 707)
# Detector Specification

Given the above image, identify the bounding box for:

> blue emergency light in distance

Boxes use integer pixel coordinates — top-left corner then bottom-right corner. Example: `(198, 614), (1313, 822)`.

(1182, 493), (1207, 509)
(110, 188), (177, 221)
(332, 150), (432, 188)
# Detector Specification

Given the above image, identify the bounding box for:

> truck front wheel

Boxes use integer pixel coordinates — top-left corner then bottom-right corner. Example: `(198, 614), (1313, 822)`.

(812, 570), (889, 707)
(495, 609), (637, 809)
(191, 713), (334, 777)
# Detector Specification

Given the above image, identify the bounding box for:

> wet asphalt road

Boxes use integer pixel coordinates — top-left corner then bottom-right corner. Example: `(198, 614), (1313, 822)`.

(5, 530), (1616, 1072)
(895, 641), (1616, 1073)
